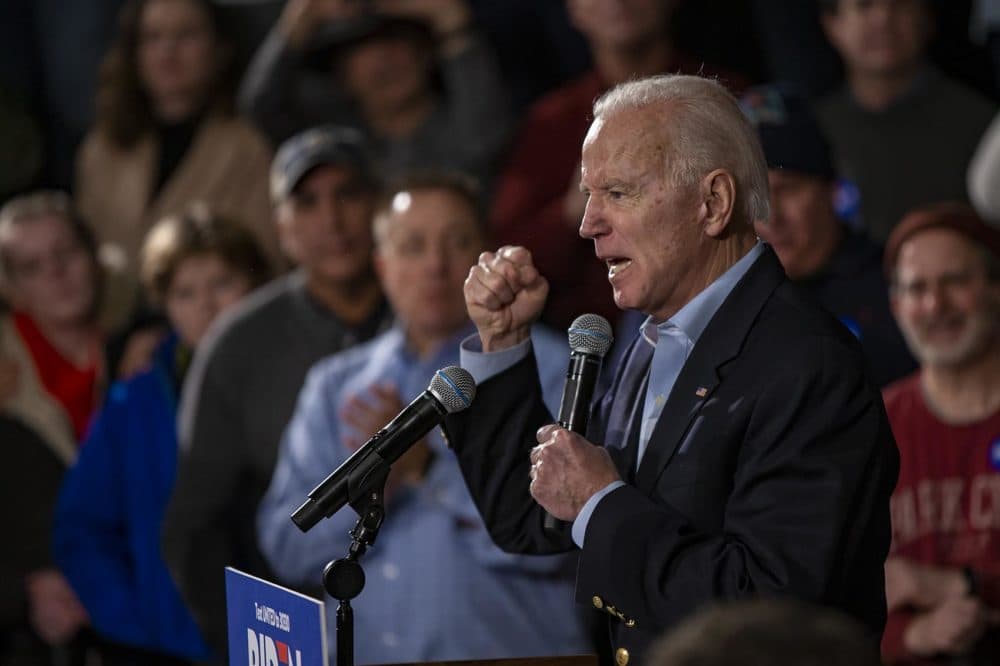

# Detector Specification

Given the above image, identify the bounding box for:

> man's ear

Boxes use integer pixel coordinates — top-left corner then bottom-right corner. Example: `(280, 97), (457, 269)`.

(700, 169), (737, 238)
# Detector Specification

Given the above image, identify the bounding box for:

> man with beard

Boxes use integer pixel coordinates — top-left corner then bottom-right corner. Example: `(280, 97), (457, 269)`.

(881, 202), (1000, 664)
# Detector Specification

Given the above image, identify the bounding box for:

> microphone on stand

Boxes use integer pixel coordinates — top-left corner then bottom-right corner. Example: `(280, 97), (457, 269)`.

(292, 366), (476, 532)
(543, 314), (614, 532)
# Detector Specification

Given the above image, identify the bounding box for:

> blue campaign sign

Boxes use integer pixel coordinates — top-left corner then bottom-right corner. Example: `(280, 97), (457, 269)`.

(226, 567), (328, 666)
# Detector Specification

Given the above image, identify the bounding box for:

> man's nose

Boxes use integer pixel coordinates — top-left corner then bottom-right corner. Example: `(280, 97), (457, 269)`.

(920, 283), (950, 314)
(426, 244), (449, 273)
(43, 254), (69, 279)
(321, 196), (342, 231)
(204, 299), (225, 325)
(579, 198), (605, 240)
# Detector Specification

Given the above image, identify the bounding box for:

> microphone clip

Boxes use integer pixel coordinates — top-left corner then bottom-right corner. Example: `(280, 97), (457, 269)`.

(347, 467), (388, 551)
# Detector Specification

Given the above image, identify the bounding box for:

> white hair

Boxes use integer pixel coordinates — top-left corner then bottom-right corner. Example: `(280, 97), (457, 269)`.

(0, 190), (74, 232)
(593, 74), (770, 223)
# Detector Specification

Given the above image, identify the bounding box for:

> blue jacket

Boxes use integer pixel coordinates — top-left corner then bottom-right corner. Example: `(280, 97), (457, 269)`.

(53, 336), (211, 660)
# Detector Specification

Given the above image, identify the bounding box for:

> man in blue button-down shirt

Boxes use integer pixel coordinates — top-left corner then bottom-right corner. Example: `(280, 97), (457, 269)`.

(257, 172), (591, 665)
(447, 74), (898, 666)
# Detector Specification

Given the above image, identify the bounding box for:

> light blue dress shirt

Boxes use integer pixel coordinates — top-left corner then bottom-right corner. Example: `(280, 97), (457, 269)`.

(259, 322), (588, 665)
(460, 243), (765, 548)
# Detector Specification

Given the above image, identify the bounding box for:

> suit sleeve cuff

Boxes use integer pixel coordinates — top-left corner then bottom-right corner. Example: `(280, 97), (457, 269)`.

(572, 481), (626, 548)
(460, 334), (532, 384)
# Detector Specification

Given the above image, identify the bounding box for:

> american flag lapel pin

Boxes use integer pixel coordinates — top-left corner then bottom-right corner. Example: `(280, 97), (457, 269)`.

(695, 387), (708, 398)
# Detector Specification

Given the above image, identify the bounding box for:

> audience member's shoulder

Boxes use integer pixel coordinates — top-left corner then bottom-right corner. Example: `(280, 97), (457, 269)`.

(103, 367), (156, 410)
(835, 231), (888, 280)
(209, 114), (273, 154)
(881, 371), (922, 415)
(76, 126), (128, 163)
(76, 128), (104, 159)
(928, 68), (996, 118)
(106, 337), (182, 407)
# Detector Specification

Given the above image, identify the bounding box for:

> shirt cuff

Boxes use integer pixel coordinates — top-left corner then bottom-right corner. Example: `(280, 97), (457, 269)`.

(459, 334), (532, 384)
(571, 481), (625, 548)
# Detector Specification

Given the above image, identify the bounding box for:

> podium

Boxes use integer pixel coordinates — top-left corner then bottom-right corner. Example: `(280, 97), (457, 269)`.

(374, 656), (599, 666)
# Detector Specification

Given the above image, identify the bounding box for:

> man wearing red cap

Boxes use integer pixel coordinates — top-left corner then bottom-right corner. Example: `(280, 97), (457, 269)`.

(881, 202), (1000, 664)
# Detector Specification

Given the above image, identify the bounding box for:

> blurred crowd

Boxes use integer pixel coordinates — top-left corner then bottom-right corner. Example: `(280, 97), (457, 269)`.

(1, 1), (999, 665)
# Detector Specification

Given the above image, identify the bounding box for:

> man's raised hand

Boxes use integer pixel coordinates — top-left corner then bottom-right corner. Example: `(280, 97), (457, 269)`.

(464, 246), (548, 351)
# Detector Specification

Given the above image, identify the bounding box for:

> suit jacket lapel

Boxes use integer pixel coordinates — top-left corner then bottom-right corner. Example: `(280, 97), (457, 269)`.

(634, 248), (787, 491)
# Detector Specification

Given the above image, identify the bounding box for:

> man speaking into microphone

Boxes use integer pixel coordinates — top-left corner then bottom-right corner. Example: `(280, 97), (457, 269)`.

(447, 74), (899, 666)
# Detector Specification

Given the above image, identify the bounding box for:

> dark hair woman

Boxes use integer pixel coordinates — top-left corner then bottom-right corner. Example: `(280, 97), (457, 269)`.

(75, 0), (283, 331)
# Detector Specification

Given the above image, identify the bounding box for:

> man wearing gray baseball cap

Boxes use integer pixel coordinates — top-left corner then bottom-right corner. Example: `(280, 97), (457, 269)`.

(162, 125), (392, 661)
(269, 125), (376, 202)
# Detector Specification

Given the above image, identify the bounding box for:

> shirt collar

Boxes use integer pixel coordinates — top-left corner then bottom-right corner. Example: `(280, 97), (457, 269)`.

(641, 242), (765, 346)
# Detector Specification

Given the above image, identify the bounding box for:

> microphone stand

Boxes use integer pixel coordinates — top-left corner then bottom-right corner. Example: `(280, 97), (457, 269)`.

(321, 467), (389, 666)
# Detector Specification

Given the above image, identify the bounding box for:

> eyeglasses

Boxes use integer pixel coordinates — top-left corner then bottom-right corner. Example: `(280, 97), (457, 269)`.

(892, 269), (981, 301)
(7, 241), (88, 281)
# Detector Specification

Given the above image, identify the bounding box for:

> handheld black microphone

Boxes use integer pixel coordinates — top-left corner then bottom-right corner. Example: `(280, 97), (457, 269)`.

(543, 314), (614, 531)
(292, 366), (476, 533)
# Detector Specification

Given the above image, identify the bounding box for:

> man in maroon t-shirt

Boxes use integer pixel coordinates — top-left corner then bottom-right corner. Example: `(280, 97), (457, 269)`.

(881, 202), (1000, 665)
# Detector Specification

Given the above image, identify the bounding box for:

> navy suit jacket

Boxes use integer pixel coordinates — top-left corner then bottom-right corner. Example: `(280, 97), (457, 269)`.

(444, 248), (898, 663)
